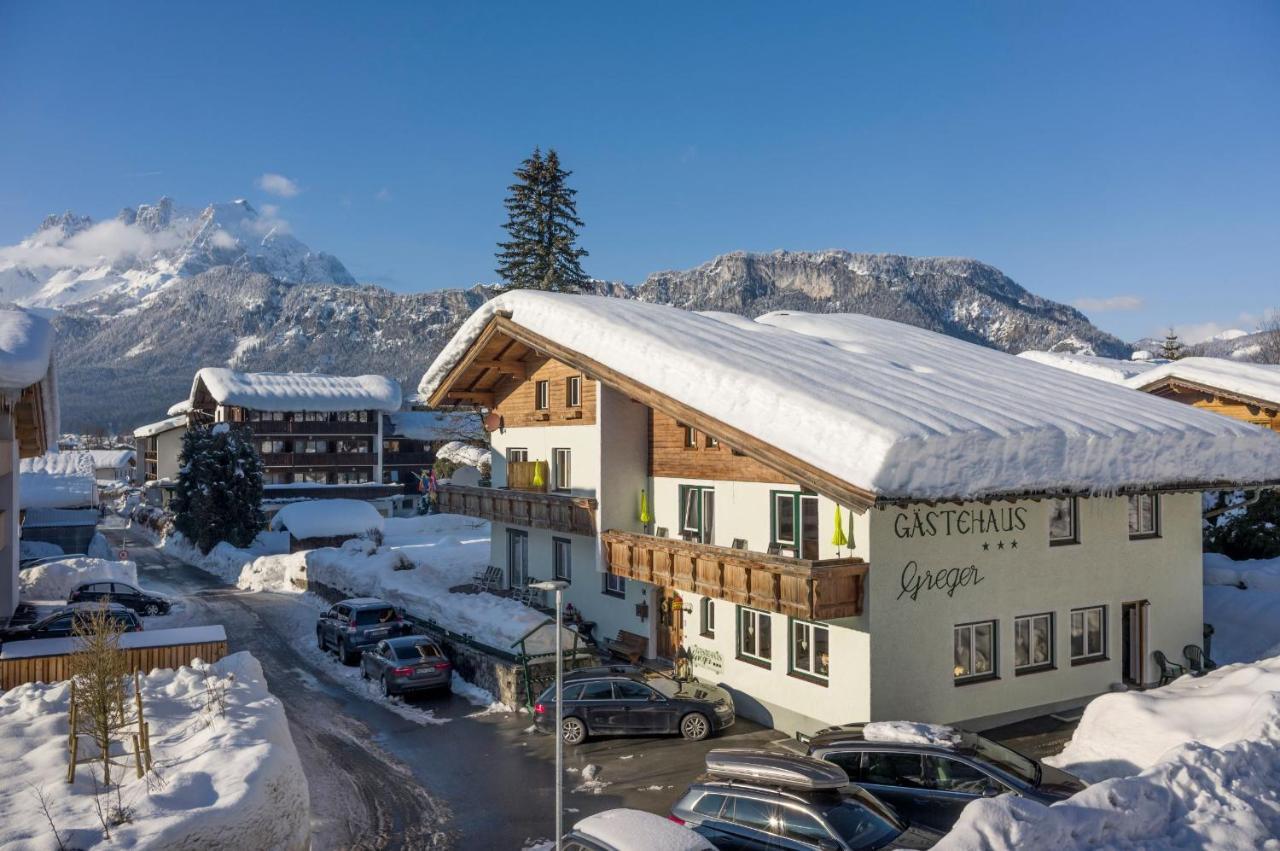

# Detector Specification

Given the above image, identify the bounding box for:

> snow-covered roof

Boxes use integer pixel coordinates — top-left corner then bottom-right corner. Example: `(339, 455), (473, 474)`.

(19, 452), (97, 509)
(166, 399), (191, 416)
(1128, 357), (1280, 408)
(191, 368), (402, 413)
(420, 292), (1280, 502)
(387, 410), (484, 442)
(85, 449), (135, 469)
(133, 414), (187, 438)
(21, 507), (99, 528)
(0, 308), (54, 393)
(1017, 350), (1162, 385)
(268, 498), (385, 539)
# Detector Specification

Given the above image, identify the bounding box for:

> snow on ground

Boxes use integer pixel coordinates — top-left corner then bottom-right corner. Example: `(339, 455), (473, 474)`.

(1203, 553), (1280, 664)
(0, 652), (309, 851)
(19, 557), (138, 603)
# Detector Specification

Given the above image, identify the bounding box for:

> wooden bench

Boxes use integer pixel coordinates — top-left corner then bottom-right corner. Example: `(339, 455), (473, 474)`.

(603, 630), (648, 663)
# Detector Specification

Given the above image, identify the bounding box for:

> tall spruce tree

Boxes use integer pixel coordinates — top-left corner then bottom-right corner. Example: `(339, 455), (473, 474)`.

(172, 423), (266, 553)
(1160, 329), (1184, 360)
(495, 147), (589, 292)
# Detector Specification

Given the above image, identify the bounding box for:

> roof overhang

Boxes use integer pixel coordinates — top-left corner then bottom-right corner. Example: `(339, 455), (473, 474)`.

(1135, 376), (1280, 417)
(12, 382), (51, 458)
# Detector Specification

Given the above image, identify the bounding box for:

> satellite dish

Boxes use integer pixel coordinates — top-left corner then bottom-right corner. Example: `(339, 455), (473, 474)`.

(483, 412), (502, 432)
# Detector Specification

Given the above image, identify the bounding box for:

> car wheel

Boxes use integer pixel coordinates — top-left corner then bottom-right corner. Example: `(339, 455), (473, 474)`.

(680, 712), (710, 741)
(561, 716), (587, 746)
(381, 677), (391, 698)
(339, 640), (358, 666)
(360, 665), (369, 681)
(316, 630), (326, 651)
(144, 603), (161, 616)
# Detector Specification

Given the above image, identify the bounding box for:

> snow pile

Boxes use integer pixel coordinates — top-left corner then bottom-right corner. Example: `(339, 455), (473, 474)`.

(269, 498), (385, 540)
(19, 539), (63, 560)
(1128, 356), (1280, 406)
(862, 721), (963, 747)
(436, 440), (491, 469)
(420, 292), (1280, 501)
(1203, 551), (1280, 591)
(84, 449), (134, 471)
(19, 557), (138, 602)
(0, 652), (309, 851)
(939, 655), (1280, 850)
(1203, 553), (1280, 664)
(388, 410), (484, 442)
(1016, 350), (1161, 384)
(570, 809), (714, 851)
(191, 367), (402, 413)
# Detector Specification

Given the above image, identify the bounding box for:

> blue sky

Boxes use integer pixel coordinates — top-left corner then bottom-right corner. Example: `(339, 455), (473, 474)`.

(1, 1), (1276, 342)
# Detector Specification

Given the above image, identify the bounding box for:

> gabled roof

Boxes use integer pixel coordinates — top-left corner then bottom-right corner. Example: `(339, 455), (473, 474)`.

(133, 414), (187, 439)
(419, 292), (1280, 505)
(189, 368), (402, 414)
(1128, 357), (1280, 410)
(1016, 350), (1162, 385)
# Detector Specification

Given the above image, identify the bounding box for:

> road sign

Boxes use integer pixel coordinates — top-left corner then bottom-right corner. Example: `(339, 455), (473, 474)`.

(118, 549), (128, 560)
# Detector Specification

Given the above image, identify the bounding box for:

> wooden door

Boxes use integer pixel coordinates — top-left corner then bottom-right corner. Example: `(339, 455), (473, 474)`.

(657, 588), (685, 660)
(1122, 601), (1149, 685)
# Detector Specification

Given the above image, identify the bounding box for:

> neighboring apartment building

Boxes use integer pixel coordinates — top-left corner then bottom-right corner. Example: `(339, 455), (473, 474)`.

(0, 309), (57, 619)
(381, 409), (485, 495)
(133, 414), (187, 481)
(419, 292), (1280, 735)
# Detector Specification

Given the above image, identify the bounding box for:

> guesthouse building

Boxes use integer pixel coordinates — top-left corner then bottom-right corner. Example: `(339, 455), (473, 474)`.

(419, 292), (1280, 735)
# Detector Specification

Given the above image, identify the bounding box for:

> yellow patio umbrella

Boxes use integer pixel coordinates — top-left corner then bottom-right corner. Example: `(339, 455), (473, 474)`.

(832, 504), (848, 555)
(638, 489), (652, 525)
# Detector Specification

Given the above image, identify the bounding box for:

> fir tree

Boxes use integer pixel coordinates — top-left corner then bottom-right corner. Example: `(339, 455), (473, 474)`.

(495, 147), (589, 292)
(172, 423), (266, 554)
(1160, 329), (1184, 360)
(1205, 490), (1280, 561)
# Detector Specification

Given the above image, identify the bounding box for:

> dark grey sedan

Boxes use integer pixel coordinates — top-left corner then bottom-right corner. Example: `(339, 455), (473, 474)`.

(360, 636), (453, 698)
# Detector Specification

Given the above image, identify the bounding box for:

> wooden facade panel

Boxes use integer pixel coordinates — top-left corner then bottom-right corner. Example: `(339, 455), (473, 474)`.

(649, 411), (794, 483)
(493, 357), (597, 428)
(1, 641), (229, 690)
(437, 484), (598, 536)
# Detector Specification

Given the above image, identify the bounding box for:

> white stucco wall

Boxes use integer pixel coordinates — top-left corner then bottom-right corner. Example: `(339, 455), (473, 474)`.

(490, 423), (600, 500)
(865, 494), (1205, 728)
(155, 426), (186, 481)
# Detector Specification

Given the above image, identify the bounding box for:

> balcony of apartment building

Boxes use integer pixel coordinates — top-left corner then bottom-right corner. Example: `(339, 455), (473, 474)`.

(261, 450), (378, 467)
(435, 460), (597, 537)
(600, 530), (867, 621)
(246, 417), (378, 436)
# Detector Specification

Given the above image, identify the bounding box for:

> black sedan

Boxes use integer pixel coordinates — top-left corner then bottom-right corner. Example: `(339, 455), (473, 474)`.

(68, 581), (172, 616)
(0, 603), (142, 642)
(806, 722), (1087, 832)
(360, 636), (453, 697)
(534, 665), (735, 745)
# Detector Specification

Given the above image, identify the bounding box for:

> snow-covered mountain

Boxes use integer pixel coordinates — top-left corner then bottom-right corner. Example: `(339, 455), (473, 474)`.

(0, 197), (353, 308)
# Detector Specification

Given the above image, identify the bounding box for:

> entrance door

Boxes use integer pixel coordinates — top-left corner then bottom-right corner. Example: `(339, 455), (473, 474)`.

(506, 529), (528, 589)
(657, 587), (684, 660)
(799, 495), (820, 560)
(1122, 601), (1149, 685)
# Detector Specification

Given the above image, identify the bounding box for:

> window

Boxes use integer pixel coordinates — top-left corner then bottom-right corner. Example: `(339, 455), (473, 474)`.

(1014, 612), (1054, 673)
(721, 796), (776, 832)
(553, 537), (572, 582)
(738, 607), (772, 665)
(683, 425), (698, 448)
(926, 756), (1001, 796)
(862, 752), (926, 787)
(603, 572), (625, 598)
(706, 435), (719, 448)
(1070, 606), (1107, 662)
(579, 681), (613, 700)
(777, 806), (832, 844)
(336, 439), (369, 453)
(507, 529), (528, 588)
(790, 620), (830, 681)
(692, 793), (727, 818)
(265, 471), (290, 484)
(295, 470), (328, 484)
(535, 380), (549, 410)
(700, 597), (715, 637)
(260, 439), (286, 453)
(1128, 493), (1159, 538)
(773, 492), (797, 547)
(384, 469), (400, 484)
(299, 440), (328, 454)
(566, 375), (582, 407)
(772, 491), (819, 558)
(680, 485), (714, 544)
(507, 448), (528, 464)
(552, 448), (571, 492)
(383, 439), (401, 453)
(613, 681), (655, 700)
(954, 620), (997, 683)
(1049, 497), (1078, 545)
(334, 470), (370, 484)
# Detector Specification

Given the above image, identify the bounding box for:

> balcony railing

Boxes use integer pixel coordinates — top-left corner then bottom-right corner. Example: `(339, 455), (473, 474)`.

(261, 452), (377, 467)
(384, 451), (435, 466)
(437, 484), (596, 536)
(601, 530), (867, 620)
(248, 420), (378, 436)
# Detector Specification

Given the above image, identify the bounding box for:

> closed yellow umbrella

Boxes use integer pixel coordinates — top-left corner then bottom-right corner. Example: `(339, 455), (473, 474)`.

(639, 489), (652, 525)
(532, 460), (545, 489)
(832, 504), (848, 555)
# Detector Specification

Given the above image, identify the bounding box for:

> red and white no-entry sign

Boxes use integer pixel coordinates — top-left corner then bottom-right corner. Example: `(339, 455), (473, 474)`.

(118, 549), (128, 559)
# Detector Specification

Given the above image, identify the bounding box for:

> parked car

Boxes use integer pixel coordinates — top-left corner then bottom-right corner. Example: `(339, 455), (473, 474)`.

(68, 581), (171, 616)
(671, 749), (942, 850)
(360, 636), (452, 697)
(0, 603), (143, 643)
(316, 597), (410, 664)
(533, 665), (735, 745)
(18, 555), (82, 571)
(562, 808), (715, 851)
(805, 722), (1087, 832)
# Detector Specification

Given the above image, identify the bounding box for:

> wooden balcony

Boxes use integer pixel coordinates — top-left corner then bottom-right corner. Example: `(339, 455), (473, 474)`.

(601, 530), (868, 620)
(437, 484), (596, 536)
(507, 460), (549, 492)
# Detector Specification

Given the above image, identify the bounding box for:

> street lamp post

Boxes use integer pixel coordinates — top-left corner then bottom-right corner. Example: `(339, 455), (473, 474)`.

(531, 579), (571, 850)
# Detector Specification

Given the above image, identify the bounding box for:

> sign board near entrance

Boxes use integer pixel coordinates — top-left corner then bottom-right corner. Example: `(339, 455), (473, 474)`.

(689, 646), (723, 674)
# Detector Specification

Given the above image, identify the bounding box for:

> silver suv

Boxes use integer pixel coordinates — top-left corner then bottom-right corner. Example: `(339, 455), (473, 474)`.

(670, 749), (942, 850)
(316, 597), (409, 664)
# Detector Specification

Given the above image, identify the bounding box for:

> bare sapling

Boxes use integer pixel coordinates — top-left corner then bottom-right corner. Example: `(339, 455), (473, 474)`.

(69, 601), (131, 788)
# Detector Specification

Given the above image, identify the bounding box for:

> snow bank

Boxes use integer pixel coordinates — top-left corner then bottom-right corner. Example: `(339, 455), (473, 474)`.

(1016, 350), (1161, 384)
(862, 721), (962, 747)
(269, 498), (384, 540)
(388, 410), (484, 442)
(939, 656), (1280, 850)
(1203, 553), (1280, 664)
(0, 652), (309, 851)
(1203, 551), (1280, 592)
(19, 557), (138, 602)
(420, 292), (1280, 501)
(1128, 356), (1280, 406)
(191, 367), (401, 413)
(436, 440), (491, 469)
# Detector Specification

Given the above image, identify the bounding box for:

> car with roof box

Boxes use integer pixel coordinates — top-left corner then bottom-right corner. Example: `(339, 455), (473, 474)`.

(670, 748), (942, 849)
(803, 721), (1086, 832)
(360, 635), (452, 697)
(316, 597), (410, 665)
(533, 664), (735, 745)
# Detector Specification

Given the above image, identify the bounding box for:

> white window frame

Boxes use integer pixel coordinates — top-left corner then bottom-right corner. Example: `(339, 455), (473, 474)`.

(603, 572), (625, 597)
(1070, 605), (1107, 662)
(1128, 493), (1159, 539)
(790, 619), (830, 681)
(553, 537), (572, 582)
(773, 492), (798, 547)
(738, 606), (772, 665)
(507, 448), (528, 464)
(1014, 612), (1054, 672)
(954, 620), (997, 683)
(566, 375), (582, 407)
(535, 380), (549, 410)
(553, 448), (571, 492)
(1049, 497), (1079, 546)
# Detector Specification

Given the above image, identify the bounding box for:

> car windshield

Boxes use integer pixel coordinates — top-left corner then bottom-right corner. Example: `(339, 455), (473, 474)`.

(394, 642), (442, 661)
(821, 797), (904, 849)
(970, 734), (1039, 785)
(354, 607), (397, 626)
